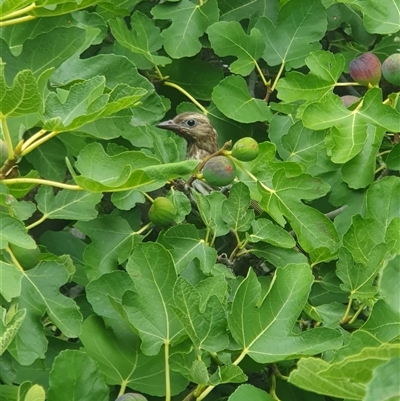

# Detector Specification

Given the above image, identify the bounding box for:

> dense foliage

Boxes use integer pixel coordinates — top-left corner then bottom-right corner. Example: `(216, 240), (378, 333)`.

(0, 1), (399, 400)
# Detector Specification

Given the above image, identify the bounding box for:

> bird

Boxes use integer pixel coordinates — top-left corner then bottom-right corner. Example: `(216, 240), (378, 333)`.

(157, 112), (221, 194)
(156, 112), (219, 161)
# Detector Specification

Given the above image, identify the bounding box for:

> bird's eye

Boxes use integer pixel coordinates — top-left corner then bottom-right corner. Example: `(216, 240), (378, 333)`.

(186, 119), (197, 127)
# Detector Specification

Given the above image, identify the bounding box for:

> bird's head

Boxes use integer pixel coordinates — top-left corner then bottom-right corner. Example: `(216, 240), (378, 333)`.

(156, 112), (217, 144)
(157, 112), (219, 159)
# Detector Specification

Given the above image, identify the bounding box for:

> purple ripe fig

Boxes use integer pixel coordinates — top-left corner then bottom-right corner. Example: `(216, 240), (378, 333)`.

(231, 137), (259, 161)
(382, 54), (400, 86)
(340, 95), (360, 108)
(148, 197), (176, 226)
(202, 155), (236, 186)
(349, 52), (381, 86)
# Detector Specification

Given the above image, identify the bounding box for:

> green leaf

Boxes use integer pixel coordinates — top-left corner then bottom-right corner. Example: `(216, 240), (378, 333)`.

(192, 190), (230, 237)
(75, 215), (143, 280)
(251, 156), (339, 263)
(302, 89), (400, 163)
(24, 137), (68, 181)
(73, 142), (197, 192)
(35, 186), (102, 221)
(386, 142), (400, 171)
(207, 21), (265, 76)
(0, 261), (23, 302)
(222, 182), (254, 232)
(123, 243), (185, 355)
(288, 343), (400, 400)
(228, 384), (274, 401)
(219, 0), (278, 25)
(24, 384), (45, 401)
(255, 0), (327, 68)
(247, 218), (295, 248)
(109, 12), (171, 68)
(0, 62), (40, 118)
(173, 277), (229, 353)
(276, 51), (345, 103)
(342, 0), (400, 34)
(364, 357), (400, 401)
(160, 59), (223, 101)
(151, 0), (219, 58)
(8, 261), (82, 365)
(281, 121), (337, 176)
(43, 76), (146, 131)
(379, 255), (400, 315)
(0, 307), (26, 355)
(0, 212), (36, 249)
(48, 350), (109, 401)
(228, 265), (342, 363)
(212, 76), (273, 123)
(0, 27), (86, 82)
(80, 316), (188, 396)
(158, 224), (217, 274)
(336, 244), (391, 300)
(51, 53), (166, 127)
(341, 125), (385, 189)
(251, 243), (308, 269)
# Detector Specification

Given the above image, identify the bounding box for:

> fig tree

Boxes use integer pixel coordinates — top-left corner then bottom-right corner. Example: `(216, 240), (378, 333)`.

(202, 155), (236, 186)
(349, 52), (381, 86)
(148, 197), (176, 226)
(382, 54), (400, 86)
(231, 137), (259, 161)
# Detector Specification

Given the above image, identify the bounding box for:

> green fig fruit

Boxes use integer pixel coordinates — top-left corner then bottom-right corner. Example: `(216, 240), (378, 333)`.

(231, 137), (259, 161)
(202, 156), (236, 186)
(148, 197), (176, 226)
(382, 54), (400, 86)
(349, 52), (381, 86)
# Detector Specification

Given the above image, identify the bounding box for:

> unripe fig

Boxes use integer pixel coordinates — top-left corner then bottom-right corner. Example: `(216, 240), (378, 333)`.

(382, 54), (400, 86)
(0, 139), (8, 165)
(231, 137), (259, 161)
(202, 156), (236, 186)
(8, 243), (40, 269)
(349, 53), (381, 86)
(340, 95), (360, 108)
(148, 197), (176, 226)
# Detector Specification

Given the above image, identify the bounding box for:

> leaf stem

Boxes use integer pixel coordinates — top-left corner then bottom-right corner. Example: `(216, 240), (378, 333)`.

(340, 298), (353, 324)
(234, 159), (274, 194)
(376, 150), (391, 157)
(0, 15), (35, 27)
(20, 130), (59, 156)
(117, 380), (128, 397)
(164, 341), (171, 401)
(154, 65), (164, 80)
(348, 303), (365, 324)
(5, 246), (25, 272)
(26, 214), (48, 231)
(254, 60), (268, 87)
(0, 116), (14, 160)
(21, 129), (48, 153)
(270, 373), (282, 401)
(163, 81), (208, 115)
(135, 222), (153, 235)
(0, 3), (36, 20)
(334, 82), (362, 87)
(271, 61), (285, 92)
(2, 177), (83, 191)
(142, 192), (154, 203)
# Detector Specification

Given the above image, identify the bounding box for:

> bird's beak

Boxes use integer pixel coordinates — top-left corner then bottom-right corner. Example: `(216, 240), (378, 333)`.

(156, 119), (180, 132)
